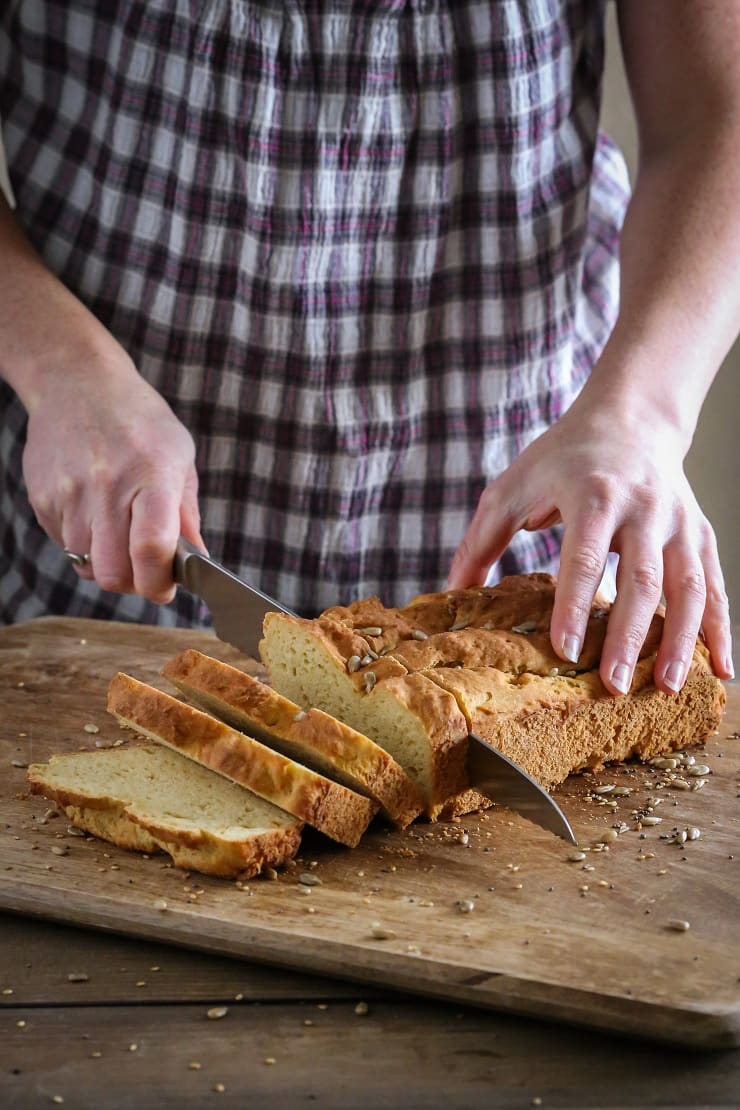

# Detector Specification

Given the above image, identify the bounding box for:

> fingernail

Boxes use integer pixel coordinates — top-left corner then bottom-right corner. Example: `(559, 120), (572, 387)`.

(725, 657), (735, 679)
(610, 663), (631, 694)
(562, 634), (581, 663)
(663, 661), (684, 692)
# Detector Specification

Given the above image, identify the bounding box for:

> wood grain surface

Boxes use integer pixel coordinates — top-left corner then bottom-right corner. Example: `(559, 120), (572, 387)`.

(1, 617), (738, 1048)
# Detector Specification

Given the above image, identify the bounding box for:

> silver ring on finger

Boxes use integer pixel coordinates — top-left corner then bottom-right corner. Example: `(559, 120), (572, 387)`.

(64, 548), (91, 569)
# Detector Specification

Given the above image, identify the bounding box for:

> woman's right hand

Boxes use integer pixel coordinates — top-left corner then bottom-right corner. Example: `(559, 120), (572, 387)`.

(22, 338), (203, 604)
(0, 195), (204, 603)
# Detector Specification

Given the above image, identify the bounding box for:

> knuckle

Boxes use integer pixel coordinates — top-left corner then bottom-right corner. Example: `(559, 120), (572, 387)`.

(676, 568), (706, 604)
(95, 570), (130, 594)
(628, 561), (662, 596)
(130, 533), (173, 567)
(584, 473), (619, 514)
(706, 582), (730, 613)
(569, 545), (605, 581)
(618, 626), (646, 662)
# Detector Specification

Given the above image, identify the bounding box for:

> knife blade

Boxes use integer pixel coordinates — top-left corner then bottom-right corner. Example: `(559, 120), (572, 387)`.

(466, 732), (577, 843)
(173, 538), (576, 842)
(173, 537), (296, 658)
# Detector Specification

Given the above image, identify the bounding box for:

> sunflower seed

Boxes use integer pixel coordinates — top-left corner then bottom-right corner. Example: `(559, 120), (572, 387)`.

(691, 778), (707, 791)
(294, 710), (307, 721)
(370, 923), (396, 940)
(593, 784), (615, 795)
(511, 621), (538, 634)
(686, 826), (701, 841)
(610, 786), (632, 796)
(411, 629), (428, 640)
(358, 627), (383, 637)
(450, 621), (469, 632)
(456, 899), (475, 914)
(567, 851), (587, 862)
(640, 816), (662, 826)
(207, 1006), (229, 1020)
(668, 778), (690, 791)
(687, 764), (710, 777)
(666, 919), (690, 932)
(347, 655), (362, 673)
(364, 671), (377, 693)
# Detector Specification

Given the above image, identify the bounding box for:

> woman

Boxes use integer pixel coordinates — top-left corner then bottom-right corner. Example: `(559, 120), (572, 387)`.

(0, 1), (736, 697)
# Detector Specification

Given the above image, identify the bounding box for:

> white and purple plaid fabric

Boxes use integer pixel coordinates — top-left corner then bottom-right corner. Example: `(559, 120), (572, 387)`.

(0, 0), (629, 623)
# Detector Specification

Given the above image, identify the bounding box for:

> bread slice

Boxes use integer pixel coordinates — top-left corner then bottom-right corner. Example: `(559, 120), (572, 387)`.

(162, 648), (424, 829)
(27, 744), (303, 878)
(259, 612), (473, 819)
(260, 573), (726, 814)
(107, 673), (378, 847)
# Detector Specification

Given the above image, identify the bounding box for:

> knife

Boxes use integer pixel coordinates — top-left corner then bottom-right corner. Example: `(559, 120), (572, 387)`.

(173, 536), (296, 659)
(467, 734), (577, 844)
(173, 537), (576, 843)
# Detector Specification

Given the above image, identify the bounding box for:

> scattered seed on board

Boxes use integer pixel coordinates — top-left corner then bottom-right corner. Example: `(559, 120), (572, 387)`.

(668, 778), (691, 791)
(456, 899), (475, 914)
(11, 759), (27, 768)
(610, 787), (632, 796)
(154, 899), (168, 912)
(691, 779), (707, 791)
(83, 723), (100, 734)
(640, 816), (662, 826)
(354, 1001), (369, 1016)
(687, 827), (701, 841)
(651, 757), (678, 770)
(600, 829), (619, 843)
(568, 852), (586, 863)
(687, 764), (711, 777)
(593, 785), (615, 795)
(666, 919), (691, 932)
(50, 845), (68, 856)
(67, 972), (89, 983)
(207, 1006), (229, 1020)
(299, 873), (322, 886)
(370, 923), (396, 940)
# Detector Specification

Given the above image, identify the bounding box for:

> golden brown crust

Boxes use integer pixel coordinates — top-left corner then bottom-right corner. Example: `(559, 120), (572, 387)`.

(106, 673), (378, 847)
(162, 649), (423, 828)
(262, 573), (726, 820)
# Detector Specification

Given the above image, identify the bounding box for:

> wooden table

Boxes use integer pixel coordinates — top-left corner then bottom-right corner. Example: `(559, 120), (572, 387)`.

(2, 625), (739, 1108)
(1, 910), (739, 1109)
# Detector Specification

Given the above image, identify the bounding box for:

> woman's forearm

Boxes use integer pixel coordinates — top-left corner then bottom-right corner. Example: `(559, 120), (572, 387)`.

(581, 118), (740, 448)
(0, 194), (137, 412)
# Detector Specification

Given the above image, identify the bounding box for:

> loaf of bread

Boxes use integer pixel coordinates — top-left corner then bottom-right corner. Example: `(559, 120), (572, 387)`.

(162, 648), (424, 828)
(260, 573), (726, 819)
(107, 672), (378, 847)
(27, 744), (303, 878)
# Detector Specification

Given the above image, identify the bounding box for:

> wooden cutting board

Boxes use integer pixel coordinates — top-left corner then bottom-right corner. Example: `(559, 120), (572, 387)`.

(1, 617), (738, 1048)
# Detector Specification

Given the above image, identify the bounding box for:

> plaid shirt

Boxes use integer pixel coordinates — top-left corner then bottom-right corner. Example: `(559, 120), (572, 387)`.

(0, 0), (629, 623)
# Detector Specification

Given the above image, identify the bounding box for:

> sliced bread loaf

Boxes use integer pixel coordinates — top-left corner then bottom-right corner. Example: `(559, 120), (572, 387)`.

(162, 648), (424, 828)
(107, 673), (378, 847)
(27, 744), (303, 878)
(260, 573), (726, 816)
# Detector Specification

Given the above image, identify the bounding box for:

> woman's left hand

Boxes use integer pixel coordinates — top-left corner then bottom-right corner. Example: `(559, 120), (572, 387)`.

(446, 392), (733, 695)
